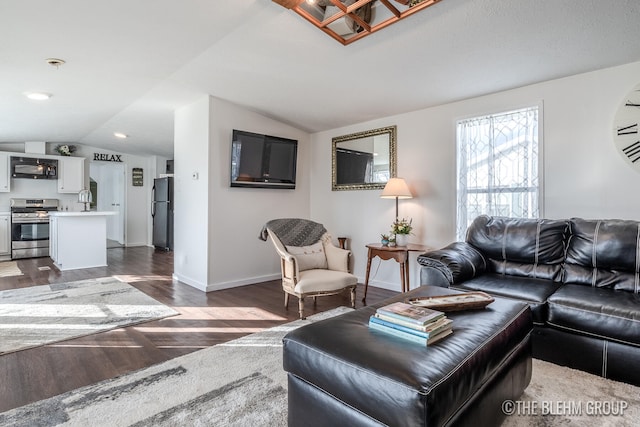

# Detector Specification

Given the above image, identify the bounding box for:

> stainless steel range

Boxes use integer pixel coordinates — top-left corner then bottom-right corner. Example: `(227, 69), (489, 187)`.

(10, 198), (59, 259)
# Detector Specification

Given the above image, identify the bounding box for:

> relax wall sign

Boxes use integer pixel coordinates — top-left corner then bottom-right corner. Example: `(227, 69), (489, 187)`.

(93, 153), (123, 162)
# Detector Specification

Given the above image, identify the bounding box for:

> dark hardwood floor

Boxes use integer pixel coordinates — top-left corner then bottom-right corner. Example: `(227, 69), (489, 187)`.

(0, 247), (397, 413)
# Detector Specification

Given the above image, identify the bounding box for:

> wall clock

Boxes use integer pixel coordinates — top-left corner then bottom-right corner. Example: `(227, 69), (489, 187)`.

(613, 83), (640, 170)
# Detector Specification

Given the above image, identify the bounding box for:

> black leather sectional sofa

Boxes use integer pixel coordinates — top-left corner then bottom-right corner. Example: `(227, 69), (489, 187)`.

(417, 215), (640, 386)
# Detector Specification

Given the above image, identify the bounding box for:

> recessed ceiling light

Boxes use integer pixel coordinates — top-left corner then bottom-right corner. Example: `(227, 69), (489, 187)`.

(25, 92), (51, 101)
(114, 132), (128, 139)
(45, 58), (66, 68)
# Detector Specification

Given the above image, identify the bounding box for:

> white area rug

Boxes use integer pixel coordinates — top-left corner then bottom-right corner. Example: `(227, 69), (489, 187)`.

(0, 261), (23, 278)
(0, 306), (350, 426)
(503, 359), (640, 426)
(0, 305), (638, 426)
(0, 276), (178, 354)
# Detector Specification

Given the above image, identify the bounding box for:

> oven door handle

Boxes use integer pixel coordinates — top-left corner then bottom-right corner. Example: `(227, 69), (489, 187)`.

(11, 218), (50, 224)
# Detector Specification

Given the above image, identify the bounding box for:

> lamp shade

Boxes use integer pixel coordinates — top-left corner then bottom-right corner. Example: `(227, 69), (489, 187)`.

(380, 178), (412, 199)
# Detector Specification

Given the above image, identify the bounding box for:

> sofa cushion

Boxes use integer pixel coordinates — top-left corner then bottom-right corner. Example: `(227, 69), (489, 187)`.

(564, 218), (640, 292)
(294, 269), (357, 293)
(323, 241), (349, 272)
(466, 216), (568, 281)
(453, 273), (561, 324)
(287, 242), (328, 271)
(548, 284), (640, 346)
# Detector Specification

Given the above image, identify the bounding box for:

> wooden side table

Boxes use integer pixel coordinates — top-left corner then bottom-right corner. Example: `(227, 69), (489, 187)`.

(363, 243), (430, 302)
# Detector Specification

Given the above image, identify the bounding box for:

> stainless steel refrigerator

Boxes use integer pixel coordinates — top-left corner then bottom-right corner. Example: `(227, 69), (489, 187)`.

(152, 177), (173, 250)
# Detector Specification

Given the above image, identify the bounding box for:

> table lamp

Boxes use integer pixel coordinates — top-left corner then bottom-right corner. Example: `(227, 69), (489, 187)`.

(380, 177), (412, 221)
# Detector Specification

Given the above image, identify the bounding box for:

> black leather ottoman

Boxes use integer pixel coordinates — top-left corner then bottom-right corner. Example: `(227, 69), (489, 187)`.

(283, 286), (532, 426)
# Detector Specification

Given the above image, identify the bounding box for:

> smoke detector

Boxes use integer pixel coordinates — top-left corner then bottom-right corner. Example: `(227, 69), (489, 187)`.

(45, 58), (66, 68)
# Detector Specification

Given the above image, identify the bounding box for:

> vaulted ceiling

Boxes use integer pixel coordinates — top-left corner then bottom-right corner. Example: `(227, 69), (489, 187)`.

(1, 0), (639, 158)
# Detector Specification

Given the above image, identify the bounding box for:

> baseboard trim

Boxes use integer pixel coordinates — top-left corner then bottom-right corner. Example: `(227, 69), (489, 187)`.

(125, 242), (148, 248)
(358, 277), (403, 292)
(205, 273), (281, 292)
(172, 272), (281, 293)
(172, 272), (208, 292)
(174, 272), (398, 293)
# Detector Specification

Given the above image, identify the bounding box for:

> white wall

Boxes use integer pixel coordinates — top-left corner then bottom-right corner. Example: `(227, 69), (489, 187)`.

(172, 95), (311, 292)
(173, 96), (211, 290)
(310, 60), (640, 291)
(207, 97), (311, 290)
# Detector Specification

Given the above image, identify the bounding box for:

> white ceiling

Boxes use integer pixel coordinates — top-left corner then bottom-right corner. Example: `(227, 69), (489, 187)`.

(1, 0), (639, 158)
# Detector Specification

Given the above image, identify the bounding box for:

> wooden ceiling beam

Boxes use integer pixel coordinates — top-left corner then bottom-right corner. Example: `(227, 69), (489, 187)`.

(401, 0), (442, 19)
(350, 13), (372, 33)
(379, 0), (401, 18)
(345, 0), (377, 14)
(272, 0), (304, 10)
(283, 0), (445, 45)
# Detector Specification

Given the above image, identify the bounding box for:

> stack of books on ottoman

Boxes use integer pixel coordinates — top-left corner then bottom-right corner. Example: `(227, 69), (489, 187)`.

(369, 301), (453, 346)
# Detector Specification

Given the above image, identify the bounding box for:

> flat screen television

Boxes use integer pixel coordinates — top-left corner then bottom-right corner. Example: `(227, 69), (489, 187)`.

(230, 129), (298, 189)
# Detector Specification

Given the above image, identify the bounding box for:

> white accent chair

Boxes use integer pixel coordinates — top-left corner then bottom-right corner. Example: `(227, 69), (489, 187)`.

(265, 220), (357, 319)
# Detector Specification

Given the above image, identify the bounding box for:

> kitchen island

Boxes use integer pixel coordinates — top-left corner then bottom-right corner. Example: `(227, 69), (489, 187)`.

(49, 211), (117, 271)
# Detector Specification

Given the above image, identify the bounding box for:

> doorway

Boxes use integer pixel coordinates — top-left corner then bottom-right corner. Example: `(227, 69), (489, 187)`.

(89, 162), (126, 247)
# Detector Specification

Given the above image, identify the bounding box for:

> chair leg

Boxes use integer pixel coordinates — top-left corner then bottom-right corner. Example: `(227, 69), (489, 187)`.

(350, 287), (356, 308)
(284, 292), (289, 309)
(313, 296), (317, 306)
(298, 297), (306, 320)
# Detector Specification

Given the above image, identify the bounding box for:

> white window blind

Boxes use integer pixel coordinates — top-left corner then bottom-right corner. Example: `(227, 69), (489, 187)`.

(456, 106), (540, 240)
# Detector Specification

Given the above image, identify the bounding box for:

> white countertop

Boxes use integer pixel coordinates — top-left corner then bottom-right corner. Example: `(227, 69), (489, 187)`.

(48, 211), (118, 217)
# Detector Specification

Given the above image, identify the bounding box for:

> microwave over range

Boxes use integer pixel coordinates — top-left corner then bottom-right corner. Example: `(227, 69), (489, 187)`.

(10, 156), (58, 179)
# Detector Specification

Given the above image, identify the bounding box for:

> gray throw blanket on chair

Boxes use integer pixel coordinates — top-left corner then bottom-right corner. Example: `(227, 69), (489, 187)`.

(258, 218), (327, 247)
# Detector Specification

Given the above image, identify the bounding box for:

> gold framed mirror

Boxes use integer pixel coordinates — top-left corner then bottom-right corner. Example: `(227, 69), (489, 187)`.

(332, 125), (397, 191)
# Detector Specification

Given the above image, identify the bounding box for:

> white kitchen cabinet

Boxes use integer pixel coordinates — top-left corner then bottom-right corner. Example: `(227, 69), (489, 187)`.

(57, 156), (85, 193)
(0, 153), (10, 192)
(0, 213), (10, 257)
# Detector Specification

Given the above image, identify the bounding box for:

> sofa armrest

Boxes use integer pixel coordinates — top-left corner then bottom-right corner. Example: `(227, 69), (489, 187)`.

(417, 242), (487, 287)
(267, 229), (301, 279)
